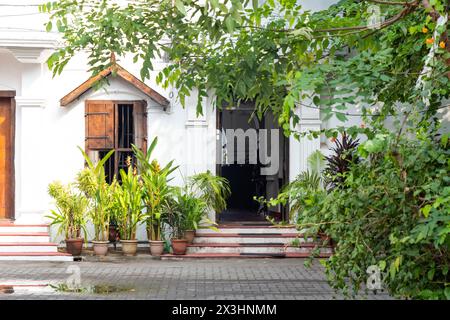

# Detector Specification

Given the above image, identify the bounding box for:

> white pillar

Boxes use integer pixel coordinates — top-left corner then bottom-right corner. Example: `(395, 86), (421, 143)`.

(289, 102), (322, 181)
(14, 97), (48, 224)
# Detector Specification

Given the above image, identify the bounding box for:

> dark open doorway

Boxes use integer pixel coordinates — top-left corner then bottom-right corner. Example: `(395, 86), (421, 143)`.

(216, 104), (289, 223)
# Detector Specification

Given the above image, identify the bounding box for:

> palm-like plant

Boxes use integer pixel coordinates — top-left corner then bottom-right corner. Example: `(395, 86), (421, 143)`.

(132, 137), (178, 241)
(47, 181), (89, 240)
(187, 170), (231, 214)
(172, 188), (207, 231)
(76, 147), (115, 241)
(112, 164), (144, 240)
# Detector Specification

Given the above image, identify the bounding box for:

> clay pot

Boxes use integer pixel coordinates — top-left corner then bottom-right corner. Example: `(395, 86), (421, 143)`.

(149, 240), (164, 256)
(121, 240), (138, 256)
(92, 240), (109, 256)
(171, 239), (188, 255)
(65, 238), (83, 256)
(184, 230), (195, 244)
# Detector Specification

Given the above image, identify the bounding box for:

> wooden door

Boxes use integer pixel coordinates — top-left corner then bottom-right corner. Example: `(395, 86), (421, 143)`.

(0, 93), (15, 221)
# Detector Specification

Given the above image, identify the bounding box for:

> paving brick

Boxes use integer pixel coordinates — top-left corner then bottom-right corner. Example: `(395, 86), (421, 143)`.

(0, 258), (393, 300)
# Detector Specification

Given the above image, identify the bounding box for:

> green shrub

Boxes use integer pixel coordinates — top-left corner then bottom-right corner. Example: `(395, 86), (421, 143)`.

(299, 134), (449, 299)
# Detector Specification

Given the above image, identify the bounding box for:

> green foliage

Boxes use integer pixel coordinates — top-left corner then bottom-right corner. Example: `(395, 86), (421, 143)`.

(133, 138), (178, 241)
(76, 148), (115, 241)
(170, 188), (208, 232)
(47, 181), (89, 240)
(323, 133), (359, 190)
(187, 170), (231, 214)
(42, 0), (450, 137)
(112, 164), (145, 240)
(297, 134), (449, 299)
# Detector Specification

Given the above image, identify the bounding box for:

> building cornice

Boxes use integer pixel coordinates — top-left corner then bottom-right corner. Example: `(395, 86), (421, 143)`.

(15, 97), (46, 109)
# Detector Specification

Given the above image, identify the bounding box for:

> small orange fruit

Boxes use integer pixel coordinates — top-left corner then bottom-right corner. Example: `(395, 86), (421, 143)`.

(426, 38), (434, 45)
(422, 27), (428, 33)
(439, 41), (446, 49)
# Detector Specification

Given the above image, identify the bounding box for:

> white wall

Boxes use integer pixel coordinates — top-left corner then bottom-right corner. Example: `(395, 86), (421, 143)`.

(0, 47), (216, 243)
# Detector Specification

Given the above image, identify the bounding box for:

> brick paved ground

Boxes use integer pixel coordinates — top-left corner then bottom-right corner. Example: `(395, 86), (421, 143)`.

(0, 258), (392, 300)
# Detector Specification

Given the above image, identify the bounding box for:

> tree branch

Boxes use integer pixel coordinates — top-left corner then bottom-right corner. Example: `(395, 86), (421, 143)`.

(314, 1), (419, 33)
(365, 0), (413, 5)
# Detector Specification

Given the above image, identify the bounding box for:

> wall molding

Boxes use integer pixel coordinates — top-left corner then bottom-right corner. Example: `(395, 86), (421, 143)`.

(185, 119), (208, 128)
(15, 97), (46, 109)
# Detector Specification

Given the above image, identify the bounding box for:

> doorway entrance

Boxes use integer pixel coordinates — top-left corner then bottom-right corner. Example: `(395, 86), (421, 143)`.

(0, 91), (15, 221)
(217, 104), (289, 223)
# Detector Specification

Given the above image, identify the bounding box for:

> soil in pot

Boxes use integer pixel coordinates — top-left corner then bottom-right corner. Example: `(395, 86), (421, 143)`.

(65, 238), (83, 256)
(184, 230), (195, 244)
(149, 240), (164, 256)
(171, 239), (188, 255)
(121, 240), (138, 256)
(92, 240), (109, 256)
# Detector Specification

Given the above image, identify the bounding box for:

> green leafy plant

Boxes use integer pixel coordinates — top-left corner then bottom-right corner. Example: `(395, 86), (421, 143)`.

(47, 181), (89, 240)
(300, 134), (450, 299)
(112, 161), (145, 240)
(187, 170), (231, 214)
(323, 133), (359, 190)
(133, 137), (178, 241)
(76, 147), (115, 241)
(173, 188), (207, 231)
(164, 195), (189, 240)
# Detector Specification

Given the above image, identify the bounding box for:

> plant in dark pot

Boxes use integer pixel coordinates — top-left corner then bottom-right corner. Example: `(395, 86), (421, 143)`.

(133, 138), (177, 257)
(47, 181), (88, 256)
(77, 148), (115, 256)
(113, 161), (144, 256)
(166, 192), (189, 255)
(175, 189), (207, 244)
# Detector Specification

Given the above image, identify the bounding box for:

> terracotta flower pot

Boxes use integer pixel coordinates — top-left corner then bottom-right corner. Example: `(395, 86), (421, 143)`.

(65, 238), (83, 256)
(171, 239), (188, 255)
(184, 230), (195, 244)
(149, 240), (164, 256)
(92, 240), (109, 256)
(121, 240), (138, 256)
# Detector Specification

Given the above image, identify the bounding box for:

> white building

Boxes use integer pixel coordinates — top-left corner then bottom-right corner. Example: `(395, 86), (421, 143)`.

(7, 0), (445, 260)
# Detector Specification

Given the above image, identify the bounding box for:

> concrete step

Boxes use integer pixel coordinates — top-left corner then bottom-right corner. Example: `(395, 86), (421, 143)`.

(0, 233), (50, 243)
(0, 252), (73, 261)
(186, 243), (333, 255)
(196, 227), (300, 234)
(0, 224), (49, 233)
(193, 233), (314, 244)
(0, 243), (59, 253)
(161, 252), (333, 259)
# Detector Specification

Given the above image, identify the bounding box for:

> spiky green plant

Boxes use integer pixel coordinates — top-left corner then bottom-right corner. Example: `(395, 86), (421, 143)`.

(47, 181), (89, 240)
(76, 147), (115, 241)
(187, 170), (231, 214)
(132, 137), (178, 241)
(323, 133), (359, 190)
(112, 164), (145, 240)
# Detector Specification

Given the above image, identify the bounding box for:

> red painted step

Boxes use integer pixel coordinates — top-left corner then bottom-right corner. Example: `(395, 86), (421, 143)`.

(195, 233), (303, 237)
(0, 223), (49, 227)
(0, 252), (71, 256)
(161, 252), (332, 259)
(0, 232), (49, 236)
(0, 242), (58, 246)
(187, 243), (330, 248)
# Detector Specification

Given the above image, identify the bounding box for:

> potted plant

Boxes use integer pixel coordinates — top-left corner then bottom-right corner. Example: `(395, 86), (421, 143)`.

(133, 138), (177, 257)
(175, 189), (207, 244)
(112, 161), (144, 256)
(47, 181), (89, 256)
(166, 199), (189, 255)
(76, 148), (115, 256)
(187, 171), (231, 231)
